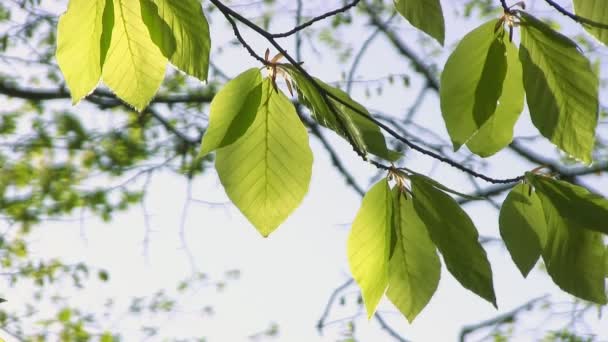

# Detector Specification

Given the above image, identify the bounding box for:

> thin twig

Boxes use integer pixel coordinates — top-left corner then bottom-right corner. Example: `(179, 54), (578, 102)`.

(272, 1), (361, 38)
(544, 0), (608, 30)
(374, 313), (411, 342)
(209, 0), (525, 184)
(459, 295), (549, 342)
(316, 278), (354, 334)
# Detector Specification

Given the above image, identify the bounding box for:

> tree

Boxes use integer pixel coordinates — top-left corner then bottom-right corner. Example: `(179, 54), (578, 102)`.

(0, 0), (607, 340)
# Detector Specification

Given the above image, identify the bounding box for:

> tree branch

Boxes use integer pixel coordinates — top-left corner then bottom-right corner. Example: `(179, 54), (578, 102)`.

(374, 313), (411, 342)
(272, 1), (361, 38)
(543, 0), (608, 30)
(0, 79), (214, 104)
(459, 295), (549, 342)
(209, 0), (526, 184)
(362, 2), (439, 91)
(316, 278), (354, 334)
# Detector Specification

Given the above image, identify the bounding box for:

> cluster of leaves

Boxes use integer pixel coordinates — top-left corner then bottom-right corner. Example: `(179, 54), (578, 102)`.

(349, 168), (608, 321)
(56, 0), (211, 110)
(47, 0), (608, 327)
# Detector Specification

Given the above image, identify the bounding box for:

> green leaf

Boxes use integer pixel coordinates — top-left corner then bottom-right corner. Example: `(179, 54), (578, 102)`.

(441, 21), (524, 156)
(100, 332), (114, 342)
(499, 184), (546, 277)
(394, 0), (445, 45)
(527, 175), (607, 304)
(58, 308), (72, 323)
(386, 189), (440, 322)
(143, 0), (211, 80)
(573, 0), (608, 46)
(102, 0), (168, 111)
(56, 0), (108, 103)
(410, 175), (496, 306)
(98, 269), (110, 282)
(347, 178), (392, 318)
(199, 68), (262, 156)
(466, 36), (525, 157)
(527, 175), (608, 235)
(286, 68), (400, 161)
(215, 79), (313, 237)
(519, 13), (599, 164)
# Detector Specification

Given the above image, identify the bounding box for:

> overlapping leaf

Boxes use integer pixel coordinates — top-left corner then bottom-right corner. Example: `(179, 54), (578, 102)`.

(347, 178), (392, 318)
(520, 12), (599, 164)
(142, 0), (211, 80)
(215, 79), (313, 237)
(101, 0), (168, 111)
(286, 68), (400, 161)
(529, 175), (608, 235)
(465, 35), (524, 156)
(199, 68), (262, 156)
(573, 0), (608, 46)
(56, 0), (108, 103)
(57, 0), (212, 110)
(394, 0), (445, 45)
(499, 183), (546, 277)
(524, 175), (607, 304)
(410, 175), (496, 306)
(440, 20), (524, 156)
(386, 189), (440, 322)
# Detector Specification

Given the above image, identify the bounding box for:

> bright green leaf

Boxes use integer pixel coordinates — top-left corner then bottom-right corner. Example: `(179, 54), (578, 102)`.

(100, 332), (114, 342)
(215, 79), (313, 237)
(347, 178), (392, 318)
(520, 13), (599, 164)
(441, 20), (524, 156)
(528, 175), (608, 235)
(394, 0), (445, 45)
(386, 189), (440, 322)
(411, 175), (496, 306)
(573, 0), (608, 46)
(286, 68), (400, 161)
(200, 68), (262, 156)
(57, 308), (72, 323)
(143, 0), (211, 80)
(528, 175), (607, 304)
(499, 184), (546, 277)
(56, 0), (108, 103)
(466, 36), (525, 156)
(102, 0), (168, 111)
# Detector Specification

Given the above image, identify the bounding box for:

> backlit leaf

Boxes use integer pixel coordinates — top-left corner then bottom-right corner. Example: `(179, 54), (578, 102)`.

(286, 68), (400, 161)
(527, 174), (606, 304)
(215, 79), (313, 237)
(143, 0), (211, 80)
(394, 0), (445, 45)
(200, 68), (262, 156)
(347, 178), (392, 318)
(441, 20), (523, 156)
(56, 0), (108, 103)
(102, 0), (167, 111)
(528, 175), (608, 235)
(386, 188), (440, 322)
(573, 0), (608, 46)
(466, 35), (524, 156)
(411, 175), (496, 306)
(499, 184), (546, 277)
(520, 12), (598, 164)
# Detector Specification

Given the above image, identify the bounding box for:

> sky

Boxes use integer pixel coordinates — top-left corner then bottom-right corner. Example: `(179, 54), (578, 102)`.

(1, 0), (608, 341)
